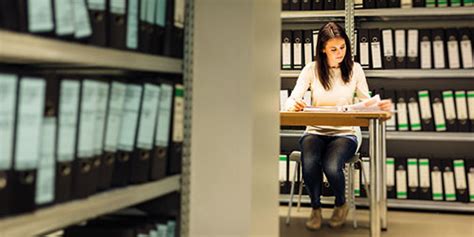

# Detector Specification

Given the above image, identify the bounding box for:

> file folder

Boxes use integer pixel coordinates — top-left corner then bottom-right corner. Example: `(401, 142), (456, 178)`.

(430, 159), (443, 201)
(168, 84), (184, 175)
(446, 29), (461, 69)
(395, 29), (407, 68)
(139, 0), (151, 53)
(88, 0), (108, 46)
(282, 0), (290, 10)
(453, 159), (468, 202)
(130, 82), (160, 184)
(407, 29), (420, 68)
(466, 159), (474, 202)
(354, 29), (359, 63)
(454, 91), (470, 132)
(11, 77), (46, 214)
(370, 29), (383, 69)
(150, 83), (173, 180)
(312, 0), (324, 9)
(302, 0), (312, 10)
(72, 80), (98, 199)
(442, 90), (458, 132)
(388, 0), (401, 7)
(360, 156), (370, 198)
(126, 0), (140, 51)
(152, 0), (167, 55)
(420, 29), (432, 69)
(0, 73), (18, 216)
(413, 0), (425, 7)
(335, 0), (345, 9)
(418, 90), (435, 131)
(303, 30), (313, 66)
(459, 28), (473, 68)
(279, 155), (289, 194)
(109, 0), (127, 49)
(396, 91), (409, 131)
(442, 159), (456, 201)
(312, 30), (319, 58)
(55, 79), (80, 203)
(364, 0), (376, 8)
(290, 0), (301, 10)
(18, 0), (55, 35)
(383, 89), (398, 131)
(376, 0), (388, 8)
(418, 158), (431, 200)
(359, 29), (370, 69)
(113, 83), (143, 187)
(73, 0), (93, 40)
(386, 157), (396, 199)
(407, 91), (422, 131)
(163, 0), (184, 58)
(281, 30), (292, 70)
(468, 90), (474, 132)
(324, 0), (335, 10)
(432, 29), (446, 69)
(36, 77), (59, 207)
(293, 30), (304, 70)
(382, 29), (396, 69)
(396, 158), (408, 199)
(53, 0), (75, 38)
(431, 90), (447, 132)
(407, 158), (420, 199)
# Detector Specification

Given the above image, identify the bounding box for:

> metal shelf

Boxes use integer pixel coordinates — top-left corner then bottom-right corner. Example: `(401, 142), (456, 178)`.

(281, 69), (474, 79)
(0, 30), (183, 74)
(279, 194), (474, 212)
(0, 175), (181, 237)
(281, 129), (474, 142)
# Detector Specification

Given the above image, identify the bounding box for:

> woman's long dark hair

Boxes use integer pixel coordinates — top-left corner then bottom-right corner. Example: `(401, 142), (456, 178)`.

(315, 22), (353, 91)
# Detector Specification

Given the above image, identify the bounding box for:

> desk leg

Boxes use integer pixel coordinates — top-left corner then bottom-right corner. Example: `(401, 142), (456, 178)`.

(380, 121), (388, 231)
(369, 119), (381, 237)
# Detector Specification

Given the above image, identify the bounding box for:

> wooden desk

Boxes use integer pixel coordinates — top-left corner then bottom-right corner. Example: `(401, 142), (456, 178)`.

(281, 111), (391, 237)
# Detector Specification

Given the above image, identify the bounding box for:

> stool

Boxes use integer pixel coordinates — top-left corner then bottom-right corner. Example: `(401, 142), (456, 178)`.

(285, 150), (370, 228)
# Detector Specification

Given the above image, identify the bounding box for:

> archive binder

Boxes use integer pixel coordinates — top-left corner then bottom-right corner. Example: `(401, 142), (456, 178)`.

(432, 29), (446, 69)
(388, 0), (401, 7)
(418, 158), (431, 200)
(376, 0), (388, 8)
(88, 0), (108, 46)
(0, 73), (18, 216)
(420, 29), (432, 69)
(364, 0), (376, 8)
(396, 158), (408, 199)
(168, 0), (184, 58)
(109, 0), (127, 49)
(293, 30), (303, 70)
(0, 1), (20, 31)
(466, 159), (474, 202)
(454, 91), (470, 132)
(395, 29), (407, 68)
(152, 0), (167, 55)
(53, 0), (75, 38)
(303, 30), (313, 66)
(453, 159), (468, 202)
(442, 159), (456, 201)
(335, 0), (345, 9)
(396, 91), (409, 131)
(386, 157), (396, 199)
(168, 84), (184, 175)
(73, 0), (93, 40)
(281, 30), (292, 70)
(312, 0), (324, 10)
(130, 82), (160, 184)
(431, 90), (447, 132)
(369, 29), (382, 69)
(126, 0), (140, 50)
(290, 0), (301, 10)
(459, 28), (473, 69)
(442, 90), (458, 132)
(407, 29), (420, 68)
(360, 157), (370, 198)
(407, 91), (422, 131)
(150, 83), (173, 180)
(282, 0), (290, 10)
(383, 89), (397, 131)
(430, 159), (443, 201)
(324, 0), (335, 10)
(468, 90), (474, 132)
(407, 158), (420, 199)
(382, 29), (396, 69)
(418, 90), (435, 131)
(56, 79), (80, 202)
(359, 29), (370, 69)
(11, 76), (46, 214)
(446, 29), (461, 69)
(279, 155), (289, 194)
(412, 0), (425, 7)
(302, 0), (312, 10)
(139, 0), (152, 53)
(312, 30), (319, 58)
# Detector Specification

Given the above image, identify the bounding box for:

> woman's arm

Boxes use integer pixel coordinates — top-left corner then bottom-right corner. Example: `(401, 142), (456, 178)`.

(284, 63), (312, 111)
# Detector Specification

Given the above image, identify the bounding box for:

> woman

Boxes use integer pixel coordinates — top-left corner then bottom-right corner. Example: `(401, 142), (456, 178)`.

(285, 22), (392, 230)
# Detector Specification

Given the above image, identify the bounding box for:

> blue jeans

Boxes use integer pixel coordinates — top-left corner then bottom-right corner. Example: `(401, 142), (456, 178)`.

(299, 134), (357, 208)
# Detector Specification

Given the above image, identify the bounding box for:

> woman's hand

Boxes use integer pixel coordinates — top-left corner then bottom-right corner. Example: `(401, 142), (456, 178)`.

(378, 99), (392, 112)
(290, 99), (307, 112)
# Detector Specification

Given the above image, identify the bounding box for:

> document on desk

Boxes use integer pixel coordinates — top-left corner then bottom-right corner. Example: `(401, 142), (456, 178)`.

(303, 95), (382, 112)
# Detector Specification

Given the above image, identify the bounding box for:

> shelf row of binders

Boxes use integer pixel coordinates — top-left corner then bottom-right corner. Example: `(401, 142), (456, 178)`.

(0, 0), (184, 58)
(280, 88), (474, 132)
(282, 0), (474, 11)
(0, 71), (184, 219)
(279, 155), (474, 203)
(281, 28), (474, 70)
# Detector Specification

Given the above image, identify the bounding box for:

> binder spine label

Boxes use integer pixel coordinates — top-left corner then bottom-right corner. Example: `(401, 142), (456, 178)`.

(73, 0), (93, 38)
(397, 102), (409, 130)
(407, 30), (418, 58)
(78, 80), (98, 158)
(36, 118), (57, 205)
(167, 220), (176, 237)
(28, 0), (54, 32)
(104, 82), (126, 152)
(94, 83), (109, 156)
(371, 39), (382, 68)
(288, 160), (296, 182)
(15, 78), (46, 170)
(408, 101), (421, 130)
(126, 0), (140, 49)
(453, 160), (467, 190)
(420, 40), (432, 69)
(408, 159), (419, 188)
(460, 39), (473, 68)
(395, 30), (406, 57)
(467, 91), (474, 120)
(396, 169), (407, 199)
(280, 90), (289, 111)
(110, 0), (126, 14)
(172, 85), (184, 143)
(279, 155), (287, 181)
(443, 171), (456, 201)
(382, 30), (394, 57)
(455, 91), (468, 120)
(468, 172), (474, 202)
(137, 84), (161, 150)
(55, 0), (75, 35)
(118, 85), (143, 152)
(433, 39), (445, 68)
(293, 40), (303, 69)
(386, 158), (395, 187)
(419, 159), (430, 188)
(418, 91), (432, 119)
(174, 0), (185, 29)
(432, 101), (446, 131)
(58, 80), (80, 162)
(312, 31), (319, 58)
(0, 74), (17, 170)
(447, 39), (460, 69)
(282, 40), (292, 69)
(155, 84), (173, 147)
(156, 0), (167, 27)
(304, 42), (312, 66)
(431, 170), (443, 200)
(140, 0), (147, 21)
(360, 42), (369, 67)
(442, 91), (456, 120)
(146, 0), (158, 24)
(387, 103), (396, 130)
(87, 0), (106, 10)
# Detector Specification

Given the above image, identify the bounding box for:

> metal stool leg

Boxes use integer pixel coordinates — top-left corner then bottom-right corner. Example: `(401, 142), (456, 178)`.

(350, 163), (358, 229)
(286, 162), (299, 225)
(297, 180), (304, 211)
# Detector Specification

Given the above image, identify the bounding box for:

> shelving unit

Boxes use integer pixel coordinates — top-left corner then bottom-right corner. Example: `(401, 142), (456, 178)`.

(0, 175), (180, 237)
(281, 69), (474, 79)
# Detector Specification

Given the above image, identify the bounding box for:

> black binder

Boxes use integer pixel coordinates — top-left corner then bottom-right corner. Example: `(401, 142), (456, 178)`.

(88, 0), (108, 46)
(395, 157), (408, 199)
(388, 0), (401, 7)
(432, 29), (447, 69)
(282, 0), (290, 10)
(290, 0), (301, 10)
(358, 29), (370, 69)
(413, 0), (425, 7)
(17, 0), (55, 36)
(381, 29), (396, 69)
(430, 159), (444, 201)
(163, 0), (184, 58)
(446, 29), (461, 69)
(386, 157), (396, 199)
(335, 0), (345, 9)
(312, 0), (324, 9)
(417, 90), (435, 131)
(395, 29), (407, 68)
(442, 159), (456, 201)
(150, 83), (174, 180)
(459, 28), (473, 69)
(360, 156), (370, 198)
(465, 159), (474, 203)
(364, 0), (376, 8)
(418, 158), (432, 200)
(370, 29), (383, 69)
(419, 29), (432, 69)
(407, 29), (420, 68)
(0, 73), (18, 216)
(125, 0), (141, 51)
(130, 82), (160, 184)
(279, 155), (290, 194)
(55, 79), (81, 203)
(168, 84), (184, 175)
(302, 0), (312, 10)
(454, 91), (470, 132)
(281, 30), (293, 70)
(72, 0), (93, 41)
(468, 90), (474, 132)
(324, 0), (335, 10)
(0, 1), (20, 31)
(108, 0), (127, 49)
(138, 0), (152, 53)
(152, 0), (168, 55)
(453, 159), (469, 202)
(292, 30), (303, 70)
(376, 0), (388, 8)
(407, 158), (420, 200)
(303, 30), (313, 66)
(112, 83), (143, 187)
(53, 0), (75, 39)
(11, 76), (46, 214)
(396, 90), (409, 131)
(442, 90), (458, 132)
(407, 90), (422, 131)
(430, 90), (447, 132)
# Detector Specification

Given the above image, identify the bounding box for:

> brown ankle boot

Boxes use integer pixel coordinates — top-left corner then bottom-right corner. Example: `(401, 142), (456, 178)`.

(305, 208), (322, 230)
(329, 203), (349, 228)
